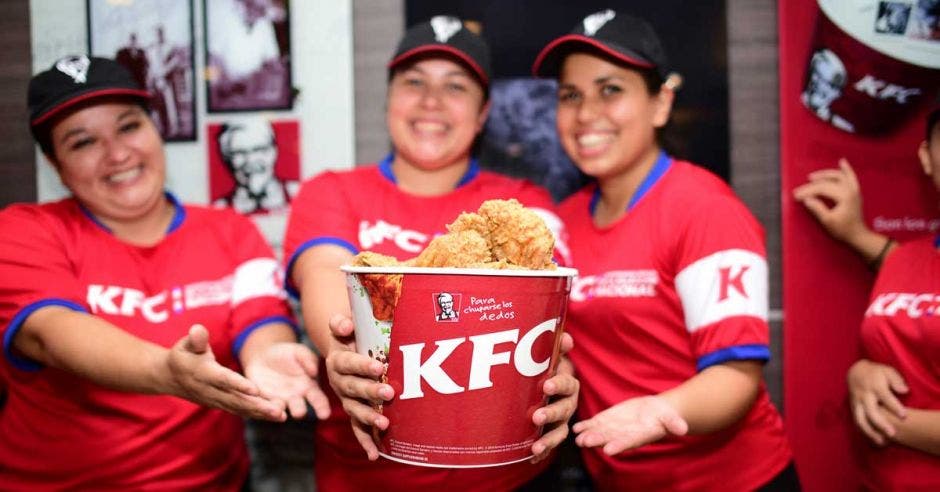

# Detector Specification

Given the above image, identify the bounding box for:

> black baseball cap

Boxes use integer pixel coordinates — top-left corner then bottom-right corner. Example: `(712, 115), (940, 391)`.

(532, 9), (669, 80)
(388, 15), (492, 88)
(28, 55), (151, 130)
(928, 105), (940, 140)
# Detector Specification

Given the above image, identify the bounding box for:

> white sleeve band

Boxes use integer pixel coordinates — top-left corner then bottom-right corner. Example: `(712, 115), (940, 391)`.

(675, 248), (768, 333)
(231, 257), (285, 306)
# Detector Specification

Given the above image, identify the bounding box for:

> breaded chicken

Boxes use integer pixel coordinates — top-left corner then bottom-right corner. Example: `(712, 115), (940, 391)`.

(352, 252), (402, 322)
(348, 199), (556, 320)
(413, 229), (492, 267)
(446, 199), (555, 269)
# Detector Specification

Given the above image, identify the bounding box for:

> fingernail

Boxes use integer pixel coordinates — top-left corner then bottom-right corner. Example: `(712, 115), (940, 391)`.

(379, 386), (393, 400)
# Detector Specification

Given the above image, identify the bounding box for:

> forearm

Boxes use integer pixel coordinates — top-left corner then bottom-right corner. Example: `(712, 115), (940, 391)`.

(17, 307), (177, 395)
(843, 228), (895, 266)
(238, 321), (298, 367)
(292, 245), (354, 355)
(659, 360), (762, 434)
(888, 407), (940, 456)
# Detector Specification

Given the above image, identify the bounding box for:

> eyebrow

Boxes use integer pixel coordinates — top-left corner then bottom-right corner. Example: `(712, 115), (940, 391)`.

(58, 107), (143, 143)
(592, 75), (625, 85)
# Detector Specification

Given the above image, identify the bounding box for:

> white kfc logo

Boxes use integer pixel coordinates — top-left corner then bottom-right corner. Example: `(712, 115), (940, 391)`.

(56, 55), (90, 84)
(583, 9), (616, 36)
(430, 15), (462, 43)
(88, 285), (170, 323)
(398, 319), (557, 400)
(359, 219), (429, 253)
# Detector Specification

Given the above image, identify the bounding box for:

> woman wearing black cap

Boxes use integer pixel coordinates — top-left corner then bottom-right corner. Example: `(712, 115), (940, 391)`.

(284, 15), (578, 492)
(533, 10), (798, 491)
(0, 55), (328, 489)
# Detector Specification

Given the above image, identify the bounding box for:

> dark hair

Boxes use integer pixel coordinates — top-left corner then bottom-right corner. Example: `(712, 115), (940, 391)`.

(928, 107), (940, 142)
(557, 44), (664, 95)
(388, 52), (490, 102)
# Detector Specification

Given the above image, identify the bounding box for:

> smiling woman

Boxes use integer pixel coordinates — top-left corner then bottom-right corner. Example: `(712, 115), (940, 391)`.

(533, 10), (798, 491)
(283, 16), (579, 492)
(0, 55), (329, 490)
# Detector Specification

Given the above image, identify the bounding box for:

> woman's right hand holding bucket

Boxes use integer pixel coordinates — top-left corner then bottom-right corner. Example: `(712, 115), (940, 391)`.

(325, 313), (395, 460)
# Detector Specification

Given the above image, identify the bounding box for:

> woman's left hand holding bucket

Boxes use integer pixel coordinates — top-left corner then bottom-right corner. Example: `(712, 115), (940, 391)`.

(325, 313), (395, 460)
(530, 332), (580, 463)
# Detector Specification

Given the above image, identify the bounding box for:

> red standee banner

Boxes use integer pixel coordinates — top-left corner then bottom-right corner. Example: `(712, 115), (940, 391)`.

(779, 1), (939, 491)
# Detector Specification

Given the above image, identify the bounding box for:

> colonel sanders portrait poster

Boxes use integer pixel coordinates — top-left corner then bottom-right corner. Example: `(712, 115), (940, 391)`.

(207, 118), (300, 217)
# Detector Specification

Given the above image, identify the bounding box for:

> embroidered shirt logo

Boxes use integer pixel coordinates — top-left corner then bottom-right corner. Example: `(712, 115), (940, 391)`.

(56, 55), (91, 84)
(583, 9), (616, 36)
(430, 15), (462, 43)
(570, 270), (659, 302)
(359, 220), (430, 254)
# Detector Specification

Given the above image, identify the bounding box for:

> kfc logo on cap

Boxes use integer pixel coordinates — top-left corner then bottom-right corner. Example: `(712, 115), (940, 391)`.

(430, 15), (462, 43)
(434, 291), (461, 322)
(583, 9), (616, 36)
(56, 55), (90, 84)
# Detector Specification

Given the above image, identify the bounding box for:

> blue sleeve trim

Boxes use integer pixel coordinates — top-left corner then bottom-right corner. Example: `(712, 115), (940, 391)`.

(696, 344), (770, 372)
(231, 315), (301, 360)
(3, 299), (87, 372)
(284, 237), (358, 299)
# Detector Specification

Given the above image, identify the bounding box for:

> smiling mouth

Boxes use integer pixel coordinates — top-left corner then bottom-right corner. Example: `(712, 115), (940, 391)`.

(106, 165), (143, 184)
(412, 121), (448, 135)
(577, 133), (614, 149)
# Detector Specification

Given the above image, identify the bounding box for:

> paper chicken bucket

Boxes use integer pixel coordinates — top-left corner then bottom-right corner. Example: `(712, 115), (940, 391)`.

(342, 265), (577, 468)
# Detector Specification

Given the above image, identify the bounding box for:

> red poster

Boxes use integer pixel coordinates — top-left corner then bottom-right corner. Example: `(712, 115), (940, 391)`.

(207, 118), (301, 216)
(779, 1), (938, 490)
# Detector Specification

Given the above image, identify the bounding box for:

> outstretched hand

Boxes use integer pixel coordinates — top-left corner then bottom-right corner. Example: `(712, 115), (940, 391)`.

(847, 358), (909, 445)
(325, 314), (392, 460)
(792, 158), (866, 243)
(244, 341), (331, 420)
(167, 324), (287, 421)
(573, 395), (688, 455)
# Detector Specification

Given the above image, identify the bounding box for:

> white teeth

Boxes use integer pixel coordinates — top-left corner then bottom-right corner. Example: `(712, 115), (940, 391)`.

(414, 121), (447, 133)
(107, 167), (142, 184)
(577, 133), (612, 147)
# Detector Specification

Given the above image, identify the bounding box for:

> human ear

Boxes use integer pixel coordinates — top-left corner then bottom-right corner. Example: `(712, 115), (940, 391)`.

(918, 140), (932, 177)
(652, 85), (675, 129)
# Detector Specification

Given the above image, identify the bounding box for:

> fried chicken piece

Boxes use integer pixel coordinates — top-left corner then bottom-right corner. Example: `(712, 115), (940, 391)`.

(348, 200), (555, 319)
(413, 229), (493, 267)
(353, 251), (401, 268)
(449, 199), (556, 270)
(352, 252), (402, 322)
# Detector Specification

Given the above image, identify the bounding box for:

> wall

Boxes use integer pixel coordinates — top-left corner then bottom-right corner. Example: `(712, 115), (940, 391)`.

(0, 0), (34, 208)
(27, 0), (355, 251)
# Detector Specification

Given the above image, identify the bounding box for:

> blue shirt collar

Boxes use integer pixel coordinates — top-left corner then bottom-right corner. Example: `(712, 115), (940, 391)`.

(378, 153), (480, 189)
(590, 150), (672, 215)
(80, 191), (186, 235)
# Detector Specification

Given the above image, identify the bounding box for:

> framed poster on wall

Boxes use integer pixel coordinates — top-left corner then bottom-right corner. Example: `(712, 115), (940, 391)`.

(204, 0), (293, 112)
(87, 0), (197, 142)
